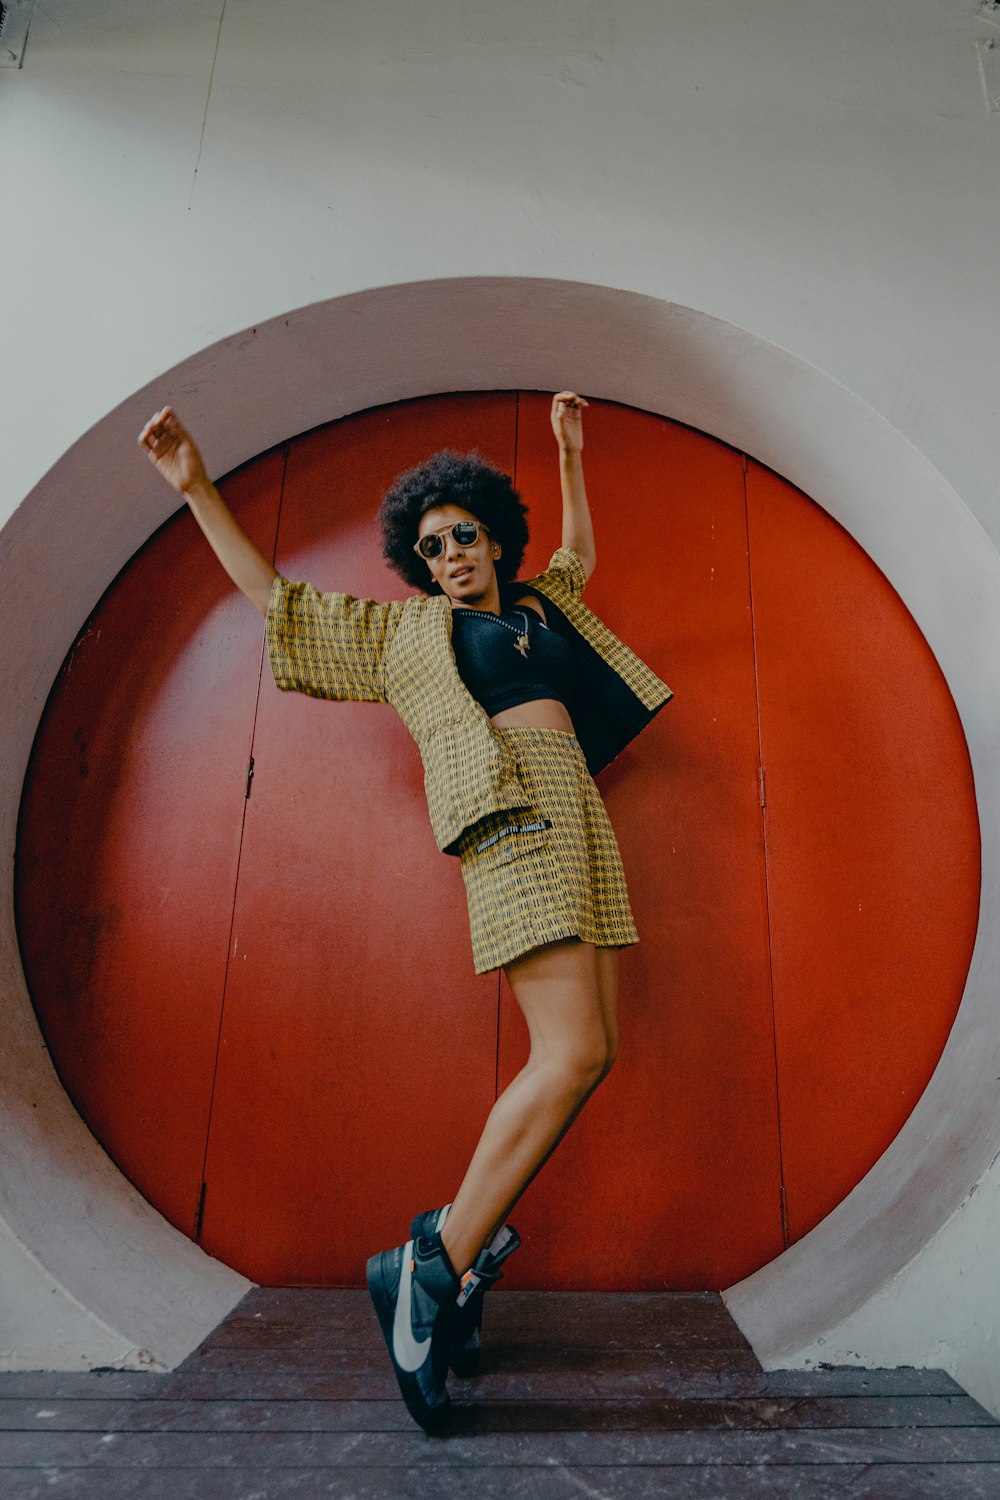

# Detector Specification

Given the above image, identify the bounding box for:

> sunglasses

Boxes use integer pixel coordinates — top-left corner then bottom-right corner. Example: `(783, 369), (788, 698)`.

(413, 520), (491, 561)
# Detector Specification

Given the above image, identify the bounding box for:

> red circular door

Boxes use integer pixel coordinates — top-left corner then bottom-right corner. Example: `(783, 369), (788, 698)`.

(16, 392), (980, 1288)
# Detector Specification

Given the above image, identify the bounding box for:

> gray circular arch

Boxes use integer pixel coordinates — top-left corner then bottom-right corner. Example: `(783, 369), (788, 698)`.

(2, 276), (996, 1368)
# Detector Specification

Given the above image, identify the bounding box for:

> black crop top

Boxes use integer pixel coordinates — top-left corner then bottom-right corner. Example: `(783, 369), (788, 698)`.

(450, 605), (578, 715)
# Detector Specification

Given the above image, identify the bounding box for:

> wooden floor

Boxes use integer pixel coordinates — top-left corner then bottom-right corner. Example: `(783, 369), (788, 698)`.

(2, 1288), (999, 1497)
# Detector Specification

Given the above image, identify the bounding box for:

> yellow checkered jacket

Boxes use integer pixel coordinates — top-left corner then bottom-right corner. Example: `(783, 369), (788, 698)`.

(266, 546), (672, 854)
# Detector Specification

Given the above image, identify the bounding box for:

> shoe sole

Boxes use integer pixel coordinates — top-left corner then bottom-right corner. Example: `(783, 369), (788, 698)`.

(366, 1249), (453, 1433)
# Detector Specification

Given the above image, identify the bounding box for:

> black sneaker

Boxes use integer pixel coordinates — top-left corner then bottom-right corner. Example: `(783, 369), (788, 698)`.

(366, 1231), (460, 1432)
(410, 1205), (521, 1377)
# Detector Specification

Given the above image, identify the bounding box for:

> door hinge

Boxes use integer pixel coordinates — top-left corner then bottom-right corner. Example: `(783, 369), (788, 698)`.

(194, 1180), (208, 1240)
(244, 755), (255, 799)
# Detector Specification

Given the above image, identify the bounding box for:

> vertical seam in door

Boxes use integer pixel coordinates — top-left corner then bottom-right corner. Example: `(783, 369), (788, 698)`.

(195, 445), (289, 1233)
(743, 457), (790, 1249)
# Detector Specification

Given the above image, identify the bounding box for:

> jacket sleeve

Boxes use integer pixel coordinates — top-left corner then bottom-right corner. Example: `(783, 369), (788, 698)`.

(533, 546), (588, 601)
(265, 575), (404, 703)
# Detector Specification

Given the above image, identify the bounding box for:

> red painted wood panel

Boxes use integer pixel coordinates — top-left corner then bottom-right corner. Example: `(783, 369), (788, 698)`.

(745, 461), (980, 1242)
(498, 396), (785, 1290)
(197, 396), (514, 1283)
(15, 395), (980, 1289)
(15, 453), (284, 1234)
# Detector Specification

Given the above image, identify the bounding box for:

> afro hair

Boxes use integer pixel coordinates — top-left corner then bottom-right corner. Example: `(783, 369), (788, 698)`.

(379, 449), (529, 594)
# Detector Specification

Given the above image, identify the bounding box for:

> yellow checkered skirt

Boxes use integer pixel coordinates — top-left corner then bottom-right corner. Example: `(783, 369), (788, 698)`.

(457, 726), (639, 974)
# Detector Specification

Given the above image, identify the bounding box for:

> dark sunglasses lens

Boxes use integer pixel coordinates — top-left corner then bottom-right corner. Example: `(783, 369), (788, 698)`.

(418, 534), (445, 559)
(452, 523), (479, 545)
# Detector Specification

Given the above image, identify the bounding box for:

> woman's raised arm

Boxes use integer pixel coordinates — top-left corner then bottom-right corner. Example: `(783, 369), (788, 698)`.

(550, 391), (596, 581)
(138, 406), (277, 615)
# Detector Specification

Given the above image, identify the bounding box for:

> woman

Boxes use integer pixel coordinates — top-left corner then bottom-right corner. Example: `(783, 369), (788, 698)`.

(138, 392), (672, 1431)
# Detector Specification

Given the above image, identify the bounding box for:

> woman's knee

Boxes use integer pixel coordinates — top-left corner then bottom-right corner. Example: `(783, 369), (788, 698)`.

(545, 1033), (615, 1095)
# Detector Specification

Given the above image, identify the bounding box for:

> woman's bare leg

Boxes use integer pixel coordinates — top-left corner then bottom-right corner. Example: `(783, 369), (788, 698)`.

(595, 946), (620, 1064)
(439, 937), (617, 1276)
(470, 944), (621, 1252)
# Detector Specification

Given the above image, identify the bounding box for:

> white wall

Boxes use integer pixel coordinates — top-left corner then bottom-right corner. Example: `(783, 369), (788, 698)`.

(789, 1157), (1000, 1412)
(6, 1), (999, 533)
(4, 0), (1000, 1407)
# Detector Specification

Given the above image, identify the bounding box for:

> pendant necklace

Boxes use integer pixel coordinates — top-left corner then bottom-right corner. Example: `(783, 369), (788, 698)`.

(490, 608), (531, 656)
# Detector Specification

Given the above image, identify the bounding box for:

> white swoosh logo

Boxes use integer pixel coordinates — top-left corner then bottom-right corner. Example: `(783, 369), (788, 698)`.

(392, 1240), (432, 1373)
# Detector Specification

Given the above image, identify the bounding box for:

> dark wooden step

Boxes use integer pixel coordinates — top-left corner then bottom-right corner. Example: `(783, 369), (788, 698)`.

(0, 1289), (994, 1499)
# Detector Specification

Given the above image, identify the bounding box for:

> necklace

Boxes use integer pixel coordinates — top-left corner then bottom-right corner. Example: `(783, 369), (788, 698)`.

(479, 609), (536, 657)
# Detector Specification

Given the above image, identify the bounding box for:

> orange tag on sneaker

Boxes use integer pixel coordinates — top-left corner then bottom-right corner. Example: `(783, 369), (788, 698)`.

(457, 1269), (481, 1308)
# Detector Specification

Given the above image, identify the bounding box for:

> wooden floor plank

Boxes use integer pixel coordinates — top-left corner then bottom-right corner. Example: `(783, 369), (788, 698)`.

(0, 1393), (992, 1433)
(759, 1367), (965, 1397)
(181, 1344), (765, 1378)
(4, 1425), (1000, 1466)
(217, 1290), (749, 1352)
(0, 1363), (968, 1402)
(2, 1464), (1000, 1499)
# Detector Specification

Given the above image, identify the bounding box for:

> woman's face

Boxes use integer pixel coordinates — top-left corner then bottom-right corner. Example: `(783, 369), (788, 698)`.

(416, 504), (500, 607)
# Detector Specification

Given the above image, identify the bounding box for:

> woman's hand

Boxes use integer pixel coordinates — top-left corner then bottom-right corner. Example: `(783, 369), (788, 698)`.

(550, 391), (588, 455)
(138, 406), (208, 495)
(137, 406), (277, 614)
